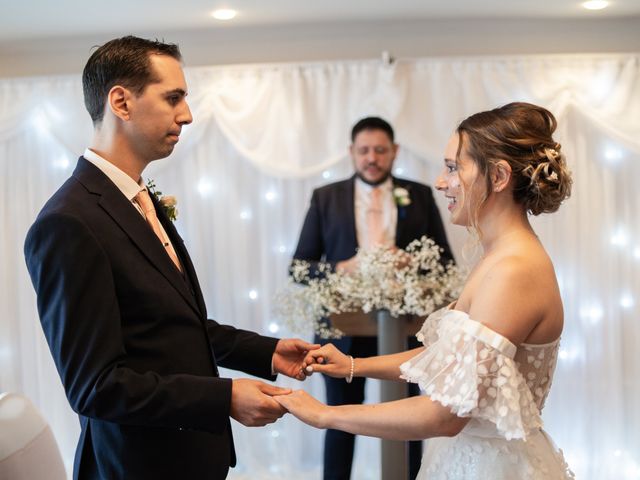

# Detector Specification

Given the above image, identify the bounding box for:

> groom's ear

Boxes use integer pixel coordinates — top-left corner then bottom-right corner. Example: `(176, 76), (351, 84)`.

(107, 85), (132, 122)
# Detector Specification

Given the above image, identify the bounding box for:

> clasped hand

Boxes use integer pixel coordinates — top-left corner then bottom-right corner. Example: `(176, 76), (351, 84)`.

(301, 343), (352, 379)
(235, 342), (350, 428)
(230, 338), (321, 427)
(230, 378), (291, 427)
(272, 344), (350, 428)
(272, 338), (320, 380)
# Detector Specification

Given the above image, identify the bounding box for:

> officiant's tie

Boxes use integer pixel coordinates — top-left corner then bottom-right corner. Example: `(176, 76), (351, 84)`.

(135, 189), (182, 272)
(366, 187), (385, 248)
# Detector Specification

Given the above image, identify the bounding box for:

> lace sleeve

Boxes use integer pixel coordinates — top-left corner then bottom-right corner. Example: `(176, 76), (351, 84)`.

(414, 307), (447, 347)
(400, 311), (542, 440)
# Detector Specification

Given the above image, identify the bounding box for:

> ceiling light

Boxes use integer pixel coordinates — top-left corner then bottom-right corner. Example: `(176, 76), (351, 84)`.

(211, 9), (237, 20)
(582, 1), (609, 10)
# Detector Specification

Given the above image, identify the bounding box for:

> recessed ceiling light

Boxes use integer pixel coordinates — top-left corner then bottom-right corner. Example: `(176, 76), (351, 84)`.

(582, 1), (609, 10)
(211, 9), (237, 20)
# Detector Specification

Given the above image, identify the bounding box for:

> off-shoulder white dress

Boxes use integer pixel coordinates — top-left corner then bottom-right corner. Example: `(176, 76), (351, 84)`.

(400, 307), (575, 479)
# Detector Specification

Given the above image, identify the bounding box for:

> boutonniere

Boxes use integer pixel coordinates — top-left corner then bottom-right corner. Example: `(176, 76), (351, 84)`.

(147, 179), (178, 222)
(393, 186), (411, 207)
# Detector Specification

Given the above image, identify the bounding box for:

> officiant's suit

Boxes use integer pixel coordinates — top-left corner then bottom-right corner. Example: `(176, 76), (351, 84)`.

(24, 156), (279, 480)
(292, 174), (453, 480)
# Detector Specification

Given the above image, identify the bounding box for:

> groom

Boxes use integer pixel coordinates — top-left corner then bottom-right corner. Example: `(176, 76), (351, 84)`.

(24, 36), (316, 480)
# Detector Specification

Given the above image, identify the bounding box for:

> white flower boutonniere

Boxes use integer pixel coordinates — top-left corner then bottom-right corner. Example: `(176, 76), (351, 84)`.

(147, 179), (178, 222)
(393, 187), (411, 207)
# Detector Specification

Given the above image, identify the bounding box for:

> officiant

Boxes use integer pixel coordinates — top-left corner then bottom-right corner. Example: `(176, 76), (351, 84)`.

(291, 116), (453, 480)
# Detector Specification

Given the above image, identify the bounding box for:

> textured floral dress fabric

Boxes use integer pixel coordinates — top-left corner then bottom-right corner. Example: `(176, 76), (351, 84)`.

(400, 308), (575, 479)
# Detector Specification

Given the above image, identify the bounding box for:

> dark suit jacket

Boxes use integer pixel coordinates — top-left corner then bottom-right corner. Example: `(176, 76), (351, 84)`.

(24, 157), (279, 480)
(292, 175), (453, 349)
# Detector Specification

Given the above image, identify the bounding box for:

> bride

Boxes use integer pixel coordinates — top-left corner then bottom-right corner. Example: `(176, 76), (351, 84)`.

(276, 102), (575, 479)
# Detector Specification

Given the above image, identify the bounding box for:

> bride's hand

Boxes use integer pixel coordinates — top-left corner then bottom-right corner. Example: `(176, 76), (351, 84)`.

(274, 390), (330, 429)
(302, 344), (351, 378)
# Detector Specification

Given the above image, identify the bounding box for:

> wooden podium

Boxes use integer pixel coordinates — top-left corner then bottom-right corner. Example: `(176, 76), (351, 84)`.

(330, 310), (423, 337)
(330, 310), (424, 480)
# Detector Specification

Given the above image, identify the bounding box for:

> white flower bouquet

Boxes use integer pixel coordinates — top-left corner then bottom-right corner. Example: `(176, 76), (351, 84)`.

(274, 236), (464, 339)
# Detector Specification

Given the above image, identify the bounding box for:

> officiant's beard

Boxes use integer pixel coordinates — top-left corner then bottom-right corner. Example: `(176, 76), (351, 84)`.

(355, 169), (392, 186)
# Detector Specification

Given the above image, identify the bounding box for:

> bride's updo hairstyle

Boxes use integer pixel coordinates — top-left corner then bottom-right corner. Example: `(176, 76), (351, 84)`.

(456, 102), (572, 216)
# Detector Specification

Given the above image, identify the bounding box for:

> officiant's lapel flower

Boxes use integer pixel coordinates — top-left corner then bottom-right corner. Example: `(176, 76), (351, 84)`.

(393, 186), (411, 207)
(146, 179), (178, 222)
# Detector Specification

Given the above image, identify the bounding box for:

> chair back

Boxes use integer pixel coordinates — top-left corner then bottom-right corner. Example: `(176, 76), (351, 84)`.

(0, 392), (67, 479)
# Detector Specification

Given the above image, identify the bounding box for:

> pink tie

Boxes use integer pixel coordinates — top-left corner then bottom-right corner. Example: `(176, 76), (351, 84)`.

(367, 187), (385, 248)
(135, 189), (182, 272)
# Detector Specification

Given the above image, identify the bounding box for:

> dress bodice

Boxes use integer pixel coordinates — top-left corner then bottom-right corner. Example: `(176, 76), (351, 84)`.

(514, 339), (559, 411)
(403, 307), (574, 479)
(400, 307), (562, 440)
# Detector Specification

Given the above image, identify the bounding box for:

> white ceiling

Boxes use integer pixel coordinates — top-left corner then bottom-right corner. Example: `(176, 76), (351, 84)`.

(2, 0), (639, 42)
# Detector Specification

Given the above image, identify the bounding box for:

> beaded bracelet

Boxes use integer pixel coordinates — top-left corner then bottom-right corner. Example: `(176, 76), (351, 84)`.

(346, 355), (355, 384)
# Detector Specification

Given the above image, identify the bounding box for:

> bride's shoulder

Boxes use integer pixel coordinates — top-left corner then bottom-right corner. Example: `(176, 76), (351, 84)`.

(456, 252), (533, 310)
(478, 256), (540, 306)
(482, 239), (555, 284)
(467, 255), (550, 345)
(484, 252), (538, 279)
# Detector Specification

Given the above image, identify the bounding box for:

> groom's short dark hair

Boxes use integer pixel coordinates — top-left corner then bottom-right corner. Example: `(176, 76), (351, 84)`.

(351, 116), (395, 143)
(82, 35), (182, 125)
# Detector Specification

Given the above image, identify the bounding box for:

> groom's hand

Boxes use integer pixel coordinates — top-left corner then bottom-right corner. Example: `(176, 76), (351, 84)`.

(272, 338), (320, 381)
(230, 379), (291, 427)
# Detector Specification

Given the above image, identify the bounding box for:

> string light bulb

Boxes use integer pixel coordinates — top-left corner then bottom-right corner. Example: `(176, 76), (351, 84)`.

(197, 178), (213, 196)
(581, 1), (609, 10)
(620, 295), (634, 309)
(211, 9), (237, 20)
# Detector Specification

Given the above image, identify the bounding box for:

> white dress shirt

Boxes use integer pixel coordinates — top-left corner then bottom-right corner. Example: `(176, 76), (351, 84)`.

(83, 148), (178, 252)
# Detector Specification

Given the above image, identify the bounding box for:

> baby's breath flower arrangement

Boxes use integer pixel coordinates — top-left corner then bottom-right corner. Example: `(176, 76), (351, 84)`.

(274, 236), (464, 339)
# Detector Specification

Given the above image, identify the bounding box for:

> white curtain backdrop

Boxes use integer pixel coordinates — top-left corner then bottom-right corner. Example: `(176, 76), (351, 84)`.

(1, 53), (639, 479)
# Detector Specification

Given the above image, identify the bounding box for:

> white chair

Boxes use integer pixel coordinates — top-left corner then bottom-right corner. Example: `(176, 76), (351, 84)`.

(0, 392), (67, 479)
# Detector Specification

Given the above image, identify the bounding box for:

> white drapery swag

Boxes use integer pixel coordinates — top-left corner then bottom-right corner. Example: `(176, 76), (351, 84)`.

(1, 54), (639, 479)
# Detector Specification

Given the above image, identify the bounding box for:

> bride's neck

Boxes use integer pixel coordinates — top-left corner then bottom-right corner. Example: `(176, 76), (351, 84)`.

(478, 206), (534, 257)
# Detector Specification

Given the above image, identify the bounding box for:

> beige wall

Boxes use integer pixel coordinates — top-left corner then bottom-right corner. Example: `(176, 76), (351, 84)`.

(0, 17), (639, 78)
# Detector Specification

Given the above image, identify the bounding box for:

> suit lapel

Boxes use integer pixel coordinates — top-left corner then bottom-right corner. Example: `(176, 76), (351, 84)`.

(155, 202), (208, 317)
(344, 176), (358, 249)
(73, 158), (202, 317)
(393, 177), (409, 247)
